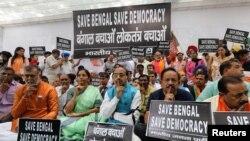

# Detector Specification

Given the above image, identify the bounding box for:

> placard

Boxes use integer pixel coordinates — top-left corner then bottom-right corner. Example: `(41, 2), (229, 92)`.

(85, 122), (133, 141)
(131, 47), (145, 57)
(29, 46), (45, 56)
(245, 38), (250, 51)
(56, 37), (71, 51)
(145, 46), (157, 56)
(17, 118), (61, 141)
(73, 3), (171, 58)
(158, 41), (170, 50)
(146, 100), (212, 141)
(224, 28), (249, 44)
(91, 77), (100, 87)
(198, 38), (219, 53)
(117, 50), (132, 62)
(213, 112), (250, 125)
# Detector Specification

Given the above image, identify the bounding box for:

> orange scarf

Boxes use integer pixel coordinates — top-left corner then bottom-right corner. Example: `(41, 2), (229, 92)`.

(152, 59), (165, 75)
(217, 96), (250, 111)
(193, 85), (201, 98)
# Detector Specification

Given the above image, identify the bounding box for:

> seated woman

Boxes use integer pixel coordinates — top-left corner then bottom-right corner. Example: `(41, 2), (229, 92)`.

(60, 69), (105, 141)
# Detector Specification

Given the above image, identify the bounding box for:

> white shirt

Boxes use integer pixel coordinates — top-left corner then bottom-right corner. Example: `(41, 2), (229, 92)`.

(154, 82), (162, 90)
(137, 60), (151, 75)
(43, 55), (60, 83)
(61, 61), (75, 74)
(56, 85), (74, 118)
(100, 88), (141, 125)
(44, 55), (60, 76)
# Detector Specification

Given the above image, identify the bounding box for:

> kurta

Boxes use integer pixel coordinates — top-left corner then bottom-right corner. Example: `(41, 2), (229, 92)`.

(100, 83), (141, 125)
(140, 86), (155, 116)
(10, 81), (58, 132)
(60, 85), (105, 141)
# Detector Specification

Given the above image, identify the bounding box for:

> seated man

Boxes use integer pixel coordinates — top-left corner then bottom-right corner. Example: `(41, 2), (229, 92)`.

(148, 71), (161, 90)
(10, 65), (58, 132)
(196, 59), (250, 101)
(98, 72), (110, 98)
(138, 74), (155, 123)
(0, 67), (22, 123)
(188, 72), (208, 100)
(100, 66), (141, 125)
(204, 76), (250, 112)
(56, 74), (73, 118)
(134, 68), (194, 141)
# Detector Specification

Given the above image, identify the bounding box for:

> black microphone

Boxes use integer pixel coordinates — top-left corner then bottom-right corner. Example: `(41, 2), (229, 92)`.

(94, 99), (102, 122)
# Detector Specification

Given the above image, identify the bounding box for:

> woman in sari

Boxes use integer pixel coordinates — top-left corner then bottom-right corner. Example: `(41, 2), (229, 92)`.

(60, 68), (106, 141)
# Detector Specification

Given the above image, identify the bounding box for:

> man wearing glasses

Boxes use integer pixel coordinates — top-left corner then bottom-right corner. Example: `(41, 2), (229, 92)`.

(100, 66), (142, 140)
(0, 67), (22, 123)
(100, 66), (141, 125)
(134, 68), (194, 141)
(56, 74), (73, 118)
(205, 76), (250, 112)
(10, 65), (58, 132)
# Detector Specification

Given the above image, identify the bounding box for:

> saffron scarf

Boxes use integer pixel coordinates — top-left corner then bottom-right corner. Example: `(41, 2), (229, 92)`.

(152, 59), (165, 75)
(193, 85), (201, 99)
(217, 96), (250, 111)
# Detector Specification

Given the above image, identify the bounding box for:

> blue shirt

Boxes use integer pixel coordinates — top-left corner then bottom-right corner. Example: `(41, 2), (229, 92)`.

(196, 79), (250, 102)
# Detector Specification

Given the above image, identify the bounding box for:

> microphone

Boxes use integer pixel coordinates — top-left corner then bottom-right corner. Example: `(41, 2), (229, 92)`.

(94, 99), (102, 122)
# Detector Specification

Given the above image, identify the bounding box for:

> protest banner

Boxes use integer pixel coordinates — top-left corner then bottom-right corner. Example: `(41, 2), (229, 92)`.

(73, 3), (171, 58)
(17, 118), (60, 141)
(85, 122), (133, 141)
(147, 100), (212, 141)
(198, 38), (219, 53)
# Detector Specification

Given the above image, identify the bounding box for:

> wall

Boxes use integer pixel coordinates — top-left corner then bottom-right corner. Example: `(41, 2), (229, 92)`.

(2, 20), (104, 72)
(172, 5), (250, 51)
(0, 27), (3, 51)
(2, 21), (73, 53)
(2, 5), (250, 71)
